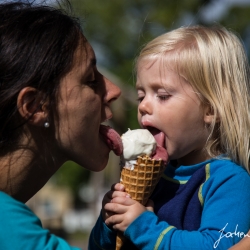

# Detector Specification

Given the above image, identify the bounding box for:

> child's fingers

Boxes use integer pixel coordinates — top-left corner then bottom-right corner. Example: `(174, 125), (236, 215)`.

(105, 213), (131, 232)
(111, 183), (125, 191)
(105, 199), (148, 232)
(109, 191), (130, 201)
(102, 194), (128, 220)
(101, 209), (115, 220)
(105, 213), (122, 228)
(102, 196), (133, 223)
(104, 201), (127, 214)
(102, 192), (129, 219)
(104, 197), (137, 216)
(111, 196), (134, 206)
(103, 190), (129, 205)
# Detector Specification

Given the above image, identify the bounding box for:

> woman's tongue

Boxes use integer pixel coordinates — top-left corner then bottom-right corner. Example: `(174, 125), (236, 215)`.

(99, 125), (123, 156)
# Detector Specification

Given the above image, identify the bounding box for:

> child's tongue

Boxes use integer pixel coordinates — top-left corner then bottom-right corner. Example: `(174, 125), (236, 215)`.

(99, 125), (123, 156)
(149, 128), (168, 163)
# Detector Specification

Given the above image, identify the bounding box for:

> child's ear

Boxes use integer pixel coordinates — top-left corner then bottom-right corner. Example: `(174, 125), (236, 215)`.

(17, 87), (48, 126)
(203, 105), (220, 124)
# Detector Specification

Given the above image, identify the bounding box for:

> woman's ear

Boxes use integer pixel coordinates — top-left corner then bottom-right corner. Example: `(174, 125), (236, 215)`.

(203, 104), (220, 124)
(17, 87), (48, 126)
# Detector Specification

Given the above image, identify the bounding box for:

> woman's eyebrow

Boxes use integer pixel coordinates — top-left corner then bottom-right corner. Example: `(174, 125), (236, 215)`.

(86, 57), (96, 67)
(84, 57), (97, 73)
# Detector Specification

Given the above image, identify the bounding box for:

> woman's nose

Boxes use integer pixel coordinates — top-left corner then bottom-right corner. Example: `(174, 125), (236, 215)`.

(103, 77), (121, 104)
(138, 96), (152, 115)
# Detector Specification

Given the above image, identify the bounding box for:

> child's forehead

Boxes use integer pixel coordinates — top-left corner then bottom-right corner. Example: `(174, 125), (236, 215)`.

(136, 56), (181, 83)
(136, 55), (192, 92)
(137, 55), (178, 72)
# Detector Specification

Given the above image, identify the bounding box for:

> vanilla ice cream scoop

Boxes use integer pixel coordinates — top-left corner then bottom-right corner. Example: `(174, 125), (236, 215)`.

(122, 129), (157, 160)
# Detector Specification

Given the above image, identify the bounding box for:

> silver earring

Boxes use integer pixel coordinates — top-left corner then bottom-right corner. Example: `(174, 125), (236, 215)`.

(44, 122), (50, 128)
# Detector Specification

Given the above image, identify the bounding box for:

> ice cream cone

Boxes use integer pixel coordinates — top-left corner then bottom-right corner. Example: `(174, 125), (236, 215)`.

(116, 154), (166, 250)
(116, 233), (125, 250)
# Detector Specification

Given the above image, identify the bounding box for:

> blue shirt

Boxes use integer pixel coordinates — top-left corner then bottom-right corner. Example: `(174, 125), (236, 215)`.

(89, 158), (250, 250)
(0, 191), (81, 250)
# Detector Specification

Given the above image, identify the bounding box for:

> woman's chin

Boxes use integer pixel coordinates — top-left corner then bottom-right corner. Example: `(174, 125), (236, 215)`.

(88, 158), (109, 172)
(79, 150), (110, 172)
(72, 138), (111, 171)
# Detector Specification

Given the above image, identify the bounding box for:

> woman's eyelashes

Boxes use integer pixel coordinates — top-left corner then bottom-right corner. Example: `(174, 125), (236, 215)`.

(86, 79), (99, 87)
(85, 71), (102, 88)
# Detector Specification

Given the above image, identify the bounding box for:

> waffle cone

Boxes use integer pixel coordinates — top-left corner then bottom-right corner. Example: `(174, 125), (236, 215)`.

(116, 155), (165, 250)
(116, 233), (125, 250)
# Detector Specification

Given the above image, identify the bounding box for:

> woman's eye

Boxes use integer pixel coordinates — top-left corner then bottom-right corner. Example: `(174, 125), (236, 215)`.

(86, 79), (99, 88)
(84, 69), (101, 88)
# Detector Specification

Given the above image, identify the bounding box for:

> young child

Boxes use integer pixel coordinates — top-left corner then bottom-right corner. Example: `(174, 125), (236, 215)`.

(89, 25), (250, 249)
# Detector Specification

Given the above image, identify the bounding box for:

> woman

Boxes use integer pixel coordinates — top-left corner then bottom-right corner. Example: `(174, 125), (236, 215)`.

(0, 1), (122, 249)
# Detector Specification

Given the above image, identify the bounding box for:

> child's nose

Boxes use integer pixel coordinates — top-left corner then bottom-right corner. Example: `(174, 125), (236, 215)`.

(138, 97), (152, 115)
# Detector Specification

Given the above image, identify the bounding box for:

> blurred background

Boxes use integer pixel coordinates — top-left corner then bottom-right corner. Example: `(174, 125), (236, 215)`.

(21, 0), (250, 248)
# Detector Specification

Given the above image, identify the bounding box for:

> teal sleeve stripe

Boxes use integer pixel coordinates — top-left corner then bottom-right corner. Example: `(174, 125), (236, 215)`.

(154, 226), (175, 250)
(198, 163), (210, 207)
(162, 174), (188, 184)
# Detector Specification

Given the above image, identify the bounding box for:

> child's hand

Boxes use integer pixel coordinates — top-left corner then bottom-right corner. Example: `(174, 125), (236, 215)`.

(104, 196), (154, 232)
(101, 183), (129, 222)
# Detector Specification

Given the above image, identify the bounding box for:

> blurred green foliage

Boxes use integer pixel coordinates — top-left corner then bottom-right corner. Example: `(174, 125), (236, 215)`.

(52, 161), (90, 204)
(70, 0), (207, 79)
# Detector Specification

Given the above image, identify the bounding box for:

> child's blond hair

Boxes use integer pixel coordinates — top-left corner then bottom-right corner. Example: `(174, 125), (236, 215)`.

(136, 25), (250, 172)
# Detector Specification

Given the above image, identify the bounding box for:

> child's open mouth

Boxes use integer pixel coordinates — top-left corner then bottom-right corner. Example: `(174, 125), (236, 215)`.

(146, 126), (168, 163)
(146, 126), (165, 149)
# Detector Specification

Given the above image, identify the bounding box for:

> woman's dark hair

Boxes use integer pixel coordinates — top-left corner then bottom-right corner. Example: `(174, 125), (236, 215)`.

(0, 1), (85, 151)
